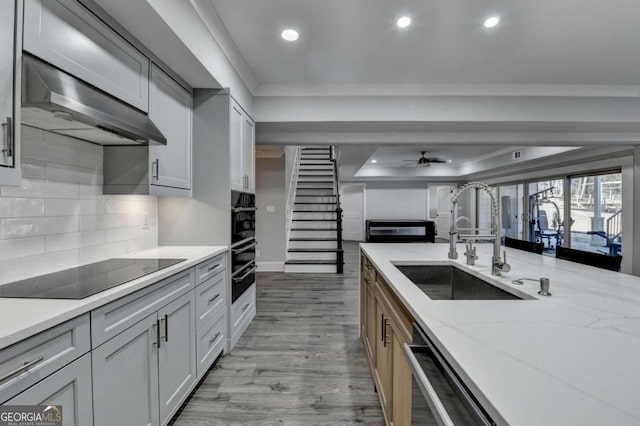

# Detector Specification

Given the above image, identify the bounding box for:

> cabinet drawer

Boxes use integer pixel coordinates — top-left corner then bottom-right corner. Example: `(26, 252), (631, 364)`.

(6, 352), (93, 424)
(195, 273), (225, 330)
(91, 269), (194, 348)
(196, 311), (225, 378)
(23, 0), (150, 111)
(195, 253), (226, 285)
(231, 284), (255, 332)
(0, 314), (90, 403)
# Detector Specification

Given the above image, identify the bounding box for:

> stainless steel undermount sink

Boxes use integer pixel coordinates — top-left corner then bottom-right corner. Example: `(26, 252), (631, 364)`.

(395, 264), (525, 300)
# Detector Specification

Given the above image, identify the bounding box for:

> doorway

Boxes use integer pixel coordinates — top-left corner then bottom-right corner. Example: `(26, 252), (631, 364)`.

(340, 184), (365, 241)
(430, 185), (456, 241)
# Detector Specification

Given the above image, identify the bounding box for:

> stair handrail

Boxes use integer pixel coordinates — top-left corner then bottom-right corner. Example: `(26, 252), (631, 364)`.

(330, 146), (344, 274)
(285, 146), (302, 252)
(606, 208), (622, 241)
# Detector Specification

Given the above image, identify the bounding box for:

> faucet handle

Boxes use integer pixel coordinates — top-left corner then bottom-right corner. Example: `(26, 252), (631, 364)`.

(501, 250), (511, 273)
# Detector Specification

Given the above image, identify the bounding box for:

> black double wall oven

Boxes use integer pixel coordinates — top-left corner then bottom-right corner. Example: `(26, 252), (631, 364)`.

(231, 191), (257, 303)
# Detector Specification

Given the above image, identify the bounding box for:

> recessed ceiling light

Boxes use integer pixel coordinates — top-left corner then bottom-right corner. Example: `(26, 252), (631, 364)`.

(371, 159), (377, 163)
(447, 160), (452, 163)
(484, 16), (500, 28)
(281, 29), (299, 41)
(397, 16), (411, 28)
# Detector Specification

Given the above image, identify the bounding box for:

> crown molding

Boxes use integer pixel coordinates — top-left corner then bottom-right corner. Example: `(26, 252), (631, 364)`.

(254, 83), (640, 98)
(189, 0), (258, 91)
(257, 131), (640, 146)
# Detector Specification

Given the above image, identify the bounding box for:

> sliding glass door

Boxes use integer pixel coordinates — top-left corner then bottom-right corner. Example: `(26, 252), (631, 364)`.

(569, 172), (622, 255)
(528, 179), (564, 252)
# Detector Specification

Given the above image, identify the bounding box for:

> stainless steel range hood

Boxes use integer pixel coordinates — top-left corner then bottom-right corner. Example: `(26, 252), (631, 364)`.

(21, 54), (166, 146)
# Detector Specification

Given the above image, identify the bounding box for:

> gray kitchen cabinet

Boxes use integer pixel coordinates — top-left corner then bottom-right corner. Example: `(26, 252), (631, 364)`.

(6, 353), (93, 426)
(23, 0), (150, 112)
(0, 0), (22, 186)
(229, 99), (244, 192)
(229, 97), (255, 193)
(157, 291), (196, 425)
(242, 114), (255, 192)
(149, 64), (192, 191)
(92, 313), (160, 426)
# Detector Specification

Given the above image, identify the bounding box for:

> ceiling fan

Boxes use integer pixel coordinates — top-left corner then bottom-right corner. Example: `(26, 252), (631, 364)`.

(402, 151), (449, 167)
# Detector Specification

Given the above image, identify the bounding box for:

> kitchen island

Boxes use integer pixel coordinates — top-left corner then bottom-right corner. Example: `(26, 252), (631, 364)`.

(360, 242), (640, 425)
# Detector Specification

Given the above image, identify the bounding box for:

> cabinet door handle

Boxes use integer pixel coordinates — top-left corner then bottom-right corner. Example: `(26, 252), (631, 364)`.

(2, 117), (12, 158)
(207, 264), (222, 273)
(0, 357), (44, 384)
(164, 314), (169, 342)
(384, 319), (391, 347)
(208, 332), (221, 344)
(156, 320), (162, 348)
(381, 314), (385, 342)
(152, 159), (159, 180)
(207, 293), (220, 303)
(152, 321), (160, 349)
(242, 302), (251, 312)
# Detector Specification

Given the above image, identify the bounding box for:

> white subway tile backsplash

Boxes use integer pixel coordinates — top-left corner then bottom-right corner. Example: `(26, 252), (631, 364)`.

(0, 237), (45, 261)
(2, 249), (79, 283)
(45, 230), (106, 252)
(78, 184), (102, 199)
(45, 199), (106, 216)
(1, 216), (80, 239)
(0, 198), (45, 218)
(45, 162), (102, 185)
(1, 179), (78, 199)
(0, 128), (159, 283)
(21, 158), (45, 180)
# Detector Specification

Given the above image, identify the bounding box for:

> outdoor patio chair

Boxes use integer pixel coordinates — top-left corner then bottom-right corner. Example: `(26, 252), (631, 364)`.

(504, 237), (544, 254)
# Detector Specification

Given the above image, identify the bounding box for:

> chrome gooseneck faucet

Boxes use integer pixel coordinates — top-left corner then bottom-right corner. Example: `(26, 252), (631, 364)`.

(448, 182), (511, 276)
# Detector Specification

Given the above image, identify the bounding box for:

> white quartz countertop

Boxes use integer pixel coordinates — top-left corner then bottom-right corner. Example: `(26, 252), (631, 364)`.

(360, 242), (640, 426)
(0, 246), (227, 350)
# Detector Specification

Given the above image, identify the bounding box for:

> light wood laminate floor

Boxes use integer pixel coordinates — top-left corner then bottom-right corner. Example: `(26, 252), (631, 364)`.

(172, 242), (385, 425)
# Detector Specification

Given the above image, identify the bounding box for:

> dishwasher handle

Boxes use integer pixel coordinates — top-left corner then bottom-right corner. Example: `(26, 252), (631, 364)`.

(403, 343), (455, 426)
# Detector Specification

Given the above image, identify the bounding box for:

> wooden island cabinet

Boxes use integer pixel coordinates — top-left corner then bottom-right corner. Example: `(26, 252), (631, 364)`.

(360, 250), (414, 425)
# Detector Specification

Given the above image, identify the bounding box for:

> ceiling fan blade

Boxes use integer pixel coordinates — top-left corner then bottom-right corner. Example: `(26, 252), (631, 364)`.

(426, 158), (448, 163)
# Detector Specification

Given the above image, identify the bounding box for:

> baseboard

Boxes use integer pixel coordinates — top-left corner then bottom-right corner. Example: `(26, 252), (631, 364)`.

(256, 261), (285, 272)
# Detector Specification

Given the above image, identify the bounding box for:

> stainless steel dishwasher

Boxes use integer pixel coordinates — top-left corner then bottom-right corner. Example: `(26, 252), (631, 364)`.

(403, 324), (497, 425)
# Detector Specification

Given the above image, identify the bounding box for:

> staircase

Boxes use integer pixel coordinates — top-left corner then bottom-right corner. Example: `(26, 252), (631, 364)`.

(285, 146), (344, 273)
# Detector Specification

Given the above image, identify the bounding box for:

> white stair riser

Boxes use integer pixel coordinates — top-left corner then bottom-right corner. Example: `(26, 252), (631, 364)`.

(294, 205), (336, 211)
(288, 251), (337, 261)
(284, 264), (336, 273)
(295, 196), (337, 203)
(289, 240), (338, 249)
(290, 230), (336, 238)
(297, 189), (335, 196)
(293, 212), (336, 220)
(298, 176), (334, 182)
(298, 182), (334, 188)
(292, 220), (335, 229)
(298, 167), (334, 172)
(297, 170), (334, 175)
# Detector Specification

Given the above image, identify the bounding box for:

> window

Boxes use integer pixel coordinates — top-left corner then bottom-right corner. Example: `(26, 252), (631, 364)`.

(569, 172), (622, 255)
(498, 184), (524, 241)
(528, 179), (564, 252)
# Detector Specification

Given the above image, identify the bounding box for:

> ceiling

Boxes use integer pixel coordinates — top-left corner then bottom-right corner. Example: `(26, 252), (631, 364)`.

(365, 145), (508, 166)
(209, 0), (640, 94)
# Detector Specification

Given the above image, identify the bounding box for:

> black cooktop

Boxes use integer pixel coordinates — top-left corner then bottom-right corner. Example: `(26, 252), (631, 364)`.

(0, 258), (186, 299)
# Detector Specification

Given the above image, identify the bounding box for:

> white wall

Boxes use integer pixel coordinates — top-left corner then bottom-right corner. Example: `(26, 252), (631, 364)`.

(0, 126), (158, 283)
(255, 157), (286, 271)
(365, 182), (428, 220)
